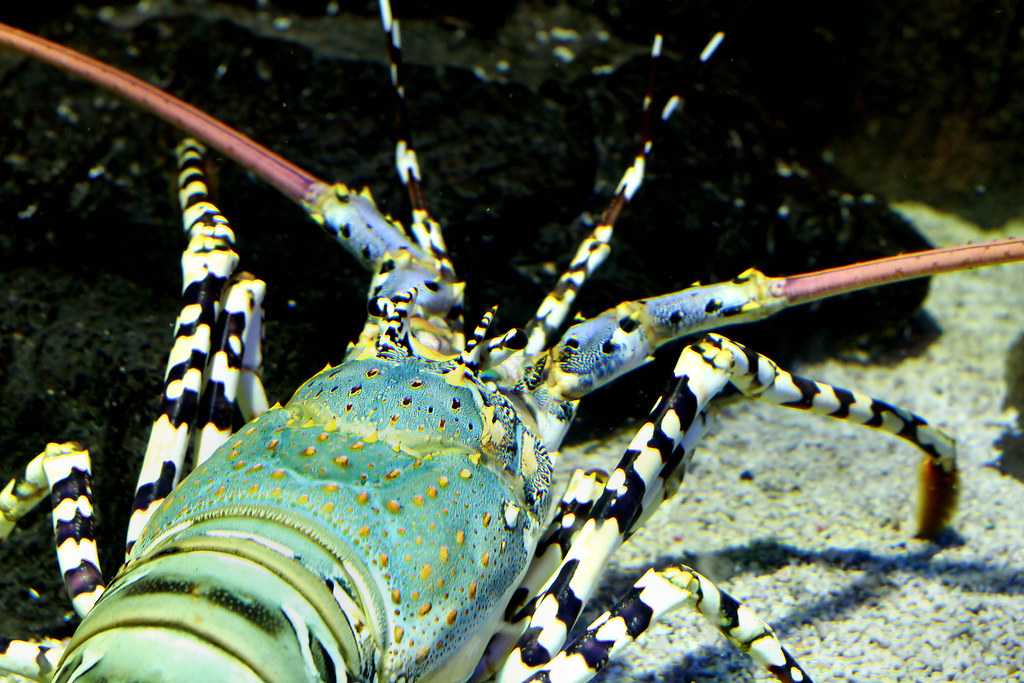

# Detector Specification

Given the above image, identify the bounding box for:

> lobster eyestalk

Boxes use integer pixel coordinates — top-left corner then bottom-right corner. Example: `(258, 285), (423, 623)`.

(0, 22), (326, 207)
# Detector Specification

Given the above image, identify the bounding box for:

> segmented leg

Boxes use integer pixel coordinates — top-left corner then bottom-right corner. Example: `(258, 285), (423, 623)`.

(235, 279), (270, 421)
(0, 443), (104, 617)
(0, 142), (271, 674)
(502, 332), (954, 679)
(193, 273), (268, 465)
(126, 139), (253, 552)
(499, 342), (720, 680)
(521, 35), (670, 357)
(0, 636), (66, 681)
(335, 0), (469, 359)
(507, 469), (608, 623)
(479, 468), (609, 677)
(711, 333), (958, 537)
(518, 565), (809, 683)
(520, 31), (725, 358)
(378, 0), (456, 285)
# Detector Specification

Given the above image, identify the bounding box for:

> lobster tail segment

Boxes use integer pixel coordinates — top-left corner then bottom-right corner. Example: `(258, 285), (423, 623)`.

(53, 528), (365, 682)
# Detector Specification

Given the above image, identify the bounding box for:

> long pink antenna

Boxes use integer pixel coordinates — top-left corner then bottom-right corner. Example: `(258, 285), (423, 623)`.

(779, 238), (1024, 304)
(0, 22), (326, 205)
(3, 22), (1022, 298)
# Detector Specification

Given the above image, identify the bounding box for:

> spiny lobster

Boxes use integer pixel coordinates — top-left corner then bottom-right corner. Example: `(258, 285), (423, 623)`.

(2, 1), (1024, 683)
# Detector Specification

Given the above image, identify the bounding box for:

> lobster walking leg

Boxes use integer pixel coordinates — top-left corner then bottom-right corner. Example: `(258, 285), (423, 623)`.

(126, 139), (261, 552)
(498, 341), (721, 679)
(0, 442), (103, 680)
(0, 442), (104, 617)
(235, 278), (270, 424)
(480, 468), (608, 677)
(0, 635), (66, 681)
(500, 331), (956, 678)
(517, 564), (810, 683)
(521, 35), (671, 357)
(706, 333), (958, 537)
(519, 469), (609, 607)
(193, 272), (268, 466)
(1, 6), (1020, 681)
(176, 140), (271, 460)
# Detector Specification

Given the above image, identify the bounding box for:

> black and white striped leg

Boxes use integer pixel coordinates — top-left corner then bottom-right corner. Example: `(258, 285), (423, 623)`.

(516, 565), (810, 683)
(375, 0), (467, 354)
(0, 635), (66, 681)
(499, 341), (728, 679)
(127, 138), (241, 553)
(515, 469), (609, 614)
(0, 443), (104, 617)
(502, 333), (955, 678)
(479, 469), (609, 679)
(520, 31), (726, 358)
(193, 272), (268, 465)
(504, 328), (951, 679)
(707, 333), (958, 538)
(236, 273), (270, 422)
(522, 34), (669, 357)
(378, 0), (455, 283)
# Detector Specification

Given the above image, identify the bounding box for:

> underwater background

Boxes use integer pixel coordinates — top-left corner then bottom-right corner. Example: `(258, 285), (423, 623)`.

(0, 2), (1022, 680)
